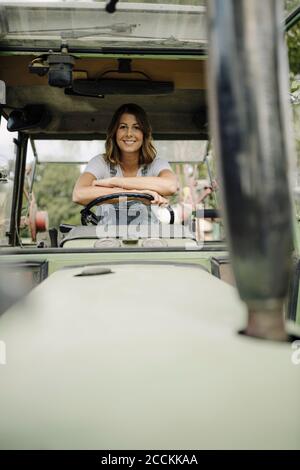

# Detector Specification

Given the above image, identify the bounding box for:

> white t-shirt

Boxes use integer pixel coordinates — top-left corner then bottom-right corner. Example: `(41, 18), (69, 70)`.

(84, 154), (172, 179)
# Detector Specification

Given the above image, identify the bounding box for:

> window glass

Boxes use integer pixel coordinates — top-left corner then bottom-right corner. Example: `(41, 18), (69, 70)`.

(33, 139), (208, 163)
(28, 138), (223, 244)
(0, 1), (207, 52)
(286, 9), (300, 217)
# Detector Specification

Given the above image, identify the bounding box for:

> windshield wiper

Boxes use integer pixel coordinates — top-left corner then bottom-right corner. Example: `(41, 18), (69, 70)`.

(61, 24), (138, 39)
(7, 23), (137, 37)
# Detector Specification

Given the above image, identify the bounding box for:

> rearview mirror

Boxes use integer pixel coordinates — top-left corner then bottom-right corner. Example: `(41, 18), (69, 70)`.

(67, 79), (174, 96)
(7, 104), (51, 132)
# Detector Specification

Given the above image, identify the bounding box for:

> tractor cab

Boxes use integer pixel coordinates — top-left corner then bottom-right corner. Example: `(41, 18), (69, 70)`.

(0, 0), (299, 450)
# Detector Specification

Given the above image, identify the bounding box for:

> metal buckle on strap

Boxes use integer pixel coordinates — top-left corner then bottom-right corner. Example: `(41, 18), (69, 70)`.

(109, 163), (117, 177)
(141, 165), (147, 176)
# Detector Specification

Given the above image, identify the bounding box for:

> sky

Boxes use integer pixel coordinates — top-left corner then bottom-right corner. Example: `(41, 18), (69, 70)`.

(0, 120), (22, 167)
(0, 119), (105, 167)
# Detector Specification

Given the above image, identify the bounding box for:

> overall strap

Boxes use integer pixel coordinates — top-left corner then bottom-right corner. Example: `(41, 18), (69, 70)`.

(141, 165), (148, 176)
(109, 163), (117, 177)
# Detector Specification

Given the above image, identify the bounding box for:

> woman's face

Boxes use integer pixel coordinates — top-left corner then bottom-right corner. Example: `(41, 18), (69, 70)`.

(116, 113), (144, 156)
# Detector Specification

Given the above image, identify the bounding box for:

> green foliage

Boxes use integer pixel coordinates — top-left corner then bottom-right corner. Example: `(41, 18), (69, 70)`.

(286, 1), (300, 217)
(287, 27), (300, 76)
(286, 1), (300, 75)
(34, 163), (81, 229)
(285, 0), (300, 15)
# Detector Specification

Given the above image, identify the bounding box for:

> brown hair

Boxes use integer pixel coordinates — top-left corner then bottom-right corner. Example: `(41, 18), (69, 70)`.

(104, 103), (156, 166)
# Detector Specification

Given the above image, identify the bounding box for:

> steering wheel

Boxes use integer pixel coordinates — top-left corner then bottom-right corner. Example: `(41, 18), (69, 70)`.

(80, 192), (175, 225)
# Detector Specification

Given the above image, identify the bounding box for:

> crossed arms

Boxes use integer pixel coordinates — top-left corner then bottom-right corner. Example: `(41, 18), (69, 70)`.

(72, 170), (178, 206)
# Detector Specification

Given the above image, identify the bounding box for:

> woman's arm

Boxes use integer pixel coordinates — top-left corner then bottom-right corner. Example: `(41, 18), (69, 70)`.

(72, 172), (125, 206)
(72, 172), (169, 206)
(92, 170), (178, 196)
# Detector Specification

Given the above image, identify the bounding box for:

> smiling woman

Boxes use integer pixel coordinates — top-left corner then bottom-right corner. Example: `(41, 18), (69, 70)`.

(1, 0), (300, 453)
(72, 103), (178, 211)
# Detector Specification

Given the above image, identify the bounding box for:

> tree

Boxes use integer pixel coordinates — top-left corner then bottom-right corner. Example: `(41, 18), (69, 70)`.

(286, 0), (300, 75)
(33, 163), (81, 228)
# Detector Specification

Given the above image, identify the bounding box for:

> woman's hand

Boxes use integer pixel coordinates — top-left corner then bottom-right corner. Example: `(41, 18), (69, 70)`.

(130, 189), (168, 206)
(92, 174), (177, 198)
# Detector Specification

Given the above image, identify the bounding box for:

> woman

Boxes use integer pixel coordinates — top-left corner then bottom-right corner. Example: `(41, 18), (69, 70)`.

(73, 104), (178, 216)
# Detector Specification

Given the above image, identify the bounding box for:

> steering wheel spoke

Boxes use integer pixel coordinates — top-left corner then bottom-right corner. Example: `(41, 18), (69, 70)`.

(81, 208), (99, 226)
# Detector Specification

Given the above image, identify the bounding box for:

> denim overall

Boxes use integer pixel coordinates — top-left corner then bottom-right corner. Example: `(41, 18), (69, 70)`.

(96, 163), (159, 225)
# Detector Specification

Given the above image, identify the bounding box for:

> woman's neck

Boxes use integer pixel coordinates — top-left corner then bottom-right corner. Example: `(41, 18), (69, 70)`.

(120, 153), (140, 171)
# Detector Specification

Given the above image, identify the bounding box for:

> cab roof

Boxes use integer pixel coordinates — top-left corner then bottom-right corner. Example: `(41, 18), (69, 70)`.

(0, 1), (208, 139)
